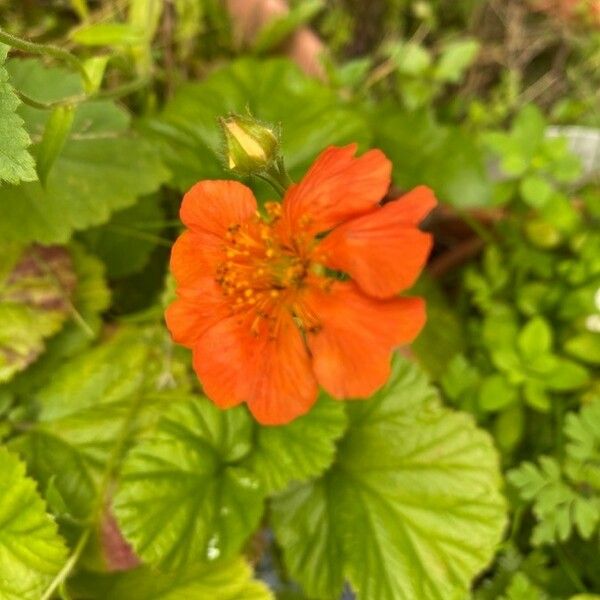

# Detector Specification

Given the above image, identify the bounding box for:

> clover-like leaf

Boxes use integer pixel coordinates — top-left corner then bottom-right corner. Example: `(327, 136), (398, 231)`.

(0, 59), (169, 245)
(0, 44), (36, 184)
(114, 396), (264, 570)
(0, 447), (67, 600)
(272, 356), (507, 600)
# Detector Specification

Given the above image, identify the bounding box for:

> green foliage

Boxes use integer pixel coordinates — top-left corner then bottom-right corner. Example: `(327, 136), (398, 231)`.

(499, 573), (546, 600)
(79, 195), (166, 279)
(71, 556), (273, 599)
(0, 1), (598, 597)
(114, 396), (265, 570)
(10, 328), (187, 520)
(272, 357), (506, 600)
(0, 44), (36, 184)
(143, 58), (370, 194)
(0, 246), (75, 383)
(0, 59), (169, 245)
(382, 37), (480, 109)
(243, 394), (348, 494)
(114, 392), (349, 569)
(372, 106), (491, 207)
(509, 400), (600, 546)
(0, 447), (67, 600)
(36, 104), (75, 187)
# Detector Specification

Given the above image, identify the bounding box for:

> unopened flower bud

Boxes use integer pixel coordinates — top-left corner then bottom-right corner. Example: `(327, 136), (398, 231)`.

(220, 113), (279, 175)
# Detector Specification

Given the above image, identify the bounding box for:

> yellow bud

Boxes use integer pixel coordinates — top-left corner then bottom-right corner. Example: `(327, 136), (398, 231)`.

(220, 113), (280, 175)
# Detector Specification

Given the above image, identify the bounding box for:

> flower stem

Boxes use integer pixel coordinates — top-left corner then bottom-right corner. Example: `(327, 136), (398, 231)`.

(0, 28), (92, 89)
(16, 77), (150, 110)
(256, 172), (286, 196)
(40, 529), (90, 600)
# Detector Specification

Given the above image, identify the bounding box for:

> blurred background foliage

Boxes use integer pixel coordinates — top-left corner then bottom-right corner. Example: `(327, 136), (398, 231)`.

(0, 0), (599, 598)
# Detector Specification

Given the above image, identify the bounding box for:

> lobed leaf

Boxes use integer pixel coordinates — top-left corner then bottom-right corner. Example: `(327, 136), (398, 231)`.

(114, 397), (264, 570)
(0, 447), (67, 600)
(272, 356), (507, 600)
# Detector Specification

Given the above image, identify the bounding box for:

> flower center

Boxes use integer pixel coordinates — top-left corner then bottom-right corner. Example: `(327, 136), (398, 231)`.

(215, 206), (310, 313)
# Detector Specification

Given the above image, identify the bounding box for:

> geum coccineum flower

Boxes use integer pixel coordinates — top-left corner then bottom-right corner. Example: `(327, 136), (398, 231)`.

(166, 144), (436, 425)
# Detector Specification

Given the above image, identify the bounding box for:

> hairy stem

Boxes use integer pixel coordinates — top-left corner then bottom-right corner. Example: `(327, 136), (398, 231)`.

(0, 28), (92, 88)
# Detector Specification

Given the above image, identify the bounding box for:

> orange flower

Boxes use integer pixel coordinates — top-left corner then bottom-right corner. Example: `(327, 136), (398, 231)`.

(166, 145), (436, 425)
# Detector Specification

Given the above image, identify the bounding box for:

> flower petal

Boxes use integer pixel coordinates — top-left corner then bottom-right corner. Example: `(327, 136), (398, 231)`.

(180, 180), (257, 236)
(279, 144), (391, 239)
(165, 279), (229, 348)
(316, 186), (436, 298)
(303, 281), (426, 398)
(170, 230), (223, 288)
(191, 309), (318, 424)
(246, 312), (318, 425)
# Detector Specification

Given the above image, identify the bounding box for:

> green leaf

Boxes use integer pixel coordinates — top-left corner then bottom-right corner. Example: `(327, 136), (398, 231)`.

(508, 453), (600, 545)
(391, 42), (432, 76)
(128, 0), (164, 42)
(272, 357), (507, 600)
(523, 382), (550, 412)
(411, 276), (465, 379)
(252, 0), (324, 54)
(143, 58), (370, 194)
(0, 245), (75, 383)
(36, 104), (75, 187)
(10, 328), (187, 519)
(565, 332), (600, 365)
(0, 447), (67, 600)
(512, 105), (546, 159)
(565, 399), (600, 489)
(114, 396), (264, 570)
(79, 194), (166, 279)
(434, 39), (480, 83)
(499, 573), (545, 600)
(544, 358), (589, 391)
(440, 354), (481, 406)
(493, 405), (525, 452)
(4, 242), (111, 396)
(479, 374), (518, 412)
(70, 23), (146, 46)
(518, 317), (552, 359)
(519, 175), (554, 208)
(70, 556), (273, 599)
(243, 394), (347, 494)
(0, 59), (169, 245)
(0, 44), (36, 184)
(372, 107), (491, 207)
(81, 56), (109, 94)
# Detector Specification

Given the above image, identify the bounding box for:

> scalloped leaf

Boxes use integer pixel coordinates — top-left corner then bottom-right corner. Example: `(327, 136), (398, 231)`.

(0, 447), (67, 600)
(114, 396), (264, 570)
(243, 394), (348, 493)
(0, 44), (36, 184)
(10, 328), (188, 519)
(272, 356), (507, 600)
